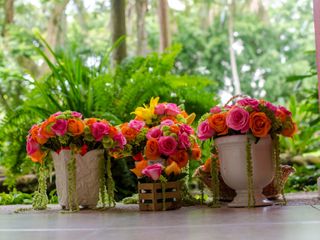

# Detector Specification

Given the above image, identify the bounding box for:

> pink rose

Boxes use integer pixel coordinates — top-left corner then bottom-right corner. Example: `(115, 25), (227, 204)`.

(158, 136), (178, 156)
(278, 106), (292, 116)
(210, 106), (221, 114)
(197, 120), (215, 140)
(179, 124), (193, 135)
(265, 102), (277, 113)
(26, 137), (40, 155)
(128, 120), (145, 131)
(114, 133), (127, 149)
(72, 111), (83, 118)
(91, 122), (110, 141)
(142, 163), (163, 181)
(160, 119), (175, 126)
(178, 133), (191, 150)
(226, 107), (250, 133)
(51, 119), (68, 136)
(165, 103), (181, 116)
(237, 98), (259, 111)
(51, 111), (62, 117)
(155, 103), (166, 115)
(146, 127), (163, 140)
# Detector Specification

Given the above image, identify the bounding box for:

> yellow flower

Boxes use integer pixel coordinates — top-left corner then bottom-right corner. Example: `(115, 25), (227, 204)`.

(132, 97), (160, 124)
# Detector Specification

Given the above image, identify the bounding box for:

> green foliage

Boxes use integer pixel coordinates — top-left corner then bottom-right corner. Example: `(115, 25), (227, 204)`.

(0, 190), (33, 205)
(285, 164), (320, 192)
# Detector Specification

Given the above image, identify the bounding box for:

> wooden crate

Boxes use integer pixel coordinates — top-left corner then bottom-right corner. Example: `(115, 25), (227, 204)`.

(138, 181), (182, 211)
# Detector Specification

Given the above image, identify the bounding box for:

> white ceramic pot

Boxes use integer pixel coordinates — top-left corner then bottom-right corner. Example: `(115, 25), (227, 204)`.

(51, 149), (104, 209)
(215, 135), (274, 207)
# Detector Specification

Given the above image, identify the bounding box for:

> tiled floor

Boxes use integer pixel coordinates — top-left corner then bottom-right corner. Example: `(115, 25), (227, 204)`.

(1, 201), (320, 240)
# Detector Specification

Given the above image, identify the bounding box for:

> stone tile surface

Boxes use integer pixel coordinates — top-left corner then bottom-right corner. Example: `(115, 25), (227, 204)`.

(1, 204), (320, 240)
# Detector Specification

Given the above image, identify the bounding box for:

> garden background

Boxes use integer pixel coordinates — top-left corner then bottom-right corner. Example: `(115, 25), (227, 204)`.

(0, 0), (319, 203)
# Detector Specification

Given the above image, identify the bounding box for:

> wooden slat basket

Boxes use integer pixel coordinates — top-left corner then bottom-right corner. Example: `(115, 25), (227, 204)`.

(138, 181), (182, 211)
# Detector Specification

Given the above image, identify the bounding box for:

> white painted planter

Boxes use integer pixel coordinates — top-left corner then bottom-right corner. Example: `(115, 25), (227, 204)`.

(215, 135), (274, 207)
(51, 149), (104, 209)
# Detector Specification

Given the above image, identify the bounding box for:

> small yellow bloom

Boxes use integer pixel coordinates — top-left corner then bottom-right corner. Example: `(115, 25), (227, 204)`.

(132, 97), (160, 124)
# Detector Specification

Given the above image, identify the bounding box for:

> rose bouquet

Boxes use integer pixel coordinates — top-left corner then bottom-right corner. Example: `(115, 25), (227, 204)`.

(26, 111), (126, 210)
(197, 96), (297, 207)
(132, 97), (196, 127)
(131, 119), (201, 183)
(197, 97), (297, 140)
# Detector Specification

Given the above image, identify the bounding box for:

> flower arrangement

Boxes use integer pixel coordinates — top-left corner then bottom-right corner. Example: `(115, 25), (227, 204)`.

(26, 111), (126, 210)
(197, 97), (297, 140)
(131, 120), (201, 182)
(27, 112), (126, 162)
(132, 97), (196, 127)
(197, 95), (297, 207)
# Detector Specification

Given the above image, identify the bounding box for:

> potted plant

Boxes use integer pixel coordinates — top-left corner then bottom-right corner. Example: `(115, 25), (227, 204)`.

(130, 120), (201, 211)
(26, 111), (126, 211)
(197, 96), (297, 207)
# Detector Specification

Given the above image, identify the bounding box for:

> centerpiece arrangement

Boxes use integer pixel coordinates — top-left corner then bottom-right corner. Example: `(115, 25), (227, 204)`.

(26, 111), (126, 211)
(197, 96), (297, 207)
(120, 97), (200, 210)
(130, 120), (201, 210)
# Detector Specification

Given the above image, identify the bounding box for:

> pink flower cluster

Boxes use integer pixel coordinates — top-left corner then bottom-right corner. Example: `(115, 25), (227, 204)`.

(155, 103), (181, 116)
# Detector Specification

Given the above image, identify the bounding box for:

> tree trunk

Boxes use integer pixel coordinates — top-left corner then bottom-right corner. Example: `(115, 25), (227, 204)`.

(111, 0), (127, 64)
(158, 0), (170, 52)
(39, 0), (70, 76)
(2, 0), (14, 37)
(45, 0), (70, 57)
(74, 0), (88, 31)
(228, 0), (241, 95)
(135, 0), (148, 56)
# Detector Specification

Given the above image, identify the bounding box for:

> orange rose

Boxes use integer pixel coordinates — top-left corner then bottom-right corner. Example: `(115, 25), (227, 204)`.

(281, 119), (297, 138)
(276, 109), (287, 123)
(191, 143), (201, 160)
(170, 125), (180, 134)
(249, 112), (271, 137)
(208, 112), (228, 135)
(165, 161), (181, 176)
(202, 157), (212, 173)
(30, 149), (46, 163)
(130, 160), (148, 177)
(145, 139), (160, 160)
(85, 118), (97, 128)
(30, 125), (48, 144)
(67, 119), (85, 136)
(109, 126), (119, 138)
(39, 117), (56, 138)
(121, 123), (138, 141)
(168, 150), (189, 168)
(202, 155), (219, 173)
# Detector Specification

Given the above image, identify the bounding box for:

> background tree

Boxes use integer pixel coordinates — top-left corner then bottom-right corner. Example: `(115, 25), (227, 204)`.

(111, 0), (127, 64)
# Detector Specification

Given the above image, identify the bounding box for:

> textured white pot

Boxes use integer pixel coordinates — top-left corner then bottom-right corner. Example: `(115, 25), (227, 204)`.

(215, 135), (274, 207)
(51, 149), (103, 209)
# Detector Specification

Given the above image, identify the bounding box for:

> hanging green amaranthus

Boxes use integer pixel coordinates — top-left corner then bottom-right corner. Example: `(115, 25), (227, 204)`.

(33, 163), (48, 210)
(106, 155), (115, 207)
(99, 154), (107, 208)
(210, 142), (220, 208)
(272, 134), (286, 205)
(246, 137), (255, 208)
(67, 150), (79, 212)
